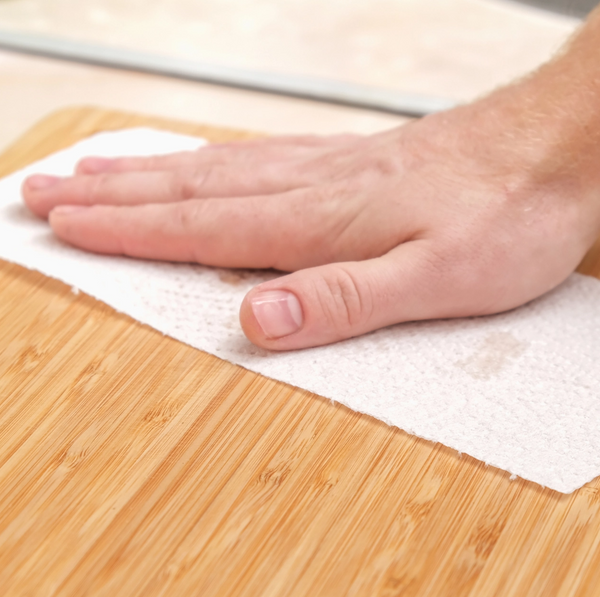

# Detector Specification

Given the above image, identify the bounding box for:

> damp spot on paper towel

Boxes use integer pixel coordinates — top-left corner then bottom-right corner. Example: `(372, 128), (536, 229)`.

(218, 269), (255, 286)
(224, 316), (239, 330)
(456, 331), (528, 380)
(217, 268), (283, 286)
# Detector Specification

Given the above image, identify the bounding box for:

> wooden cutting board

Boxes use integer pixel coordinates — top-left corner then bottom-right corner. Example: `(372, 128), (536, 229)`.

(1, 106), (600, 597)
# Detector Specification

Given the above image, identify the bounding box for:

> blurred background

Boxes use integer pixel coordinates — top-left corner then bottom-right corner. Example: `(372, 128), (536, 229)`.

(0, 0), (592, 151)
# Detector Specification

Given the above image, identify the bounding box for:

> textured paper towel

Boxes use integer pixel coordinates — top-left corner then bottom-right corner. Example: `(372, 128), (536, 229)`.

(1, 128), (600, 494)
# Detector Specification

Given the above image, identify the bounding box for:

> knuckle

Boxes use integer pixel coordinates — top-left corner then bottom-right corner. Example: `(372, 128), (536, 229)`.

(86, 174), (108, 205)
(171, 168), (213, 200)
(365, 153), (398, 177)
(168, 200), (208, 263)
(172, 201), (203, 236)
(318, 266), (372, 331)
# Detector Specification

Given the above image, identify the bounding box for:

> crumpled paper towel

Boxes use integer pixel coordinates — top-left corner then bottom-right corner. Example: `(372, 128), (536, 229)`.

(1, 128), (600, 494)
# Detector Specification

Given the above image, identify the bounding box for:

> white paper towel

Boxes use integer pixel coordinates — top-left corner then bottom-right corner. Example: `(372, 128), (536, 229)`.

(1, 128), (600, 494)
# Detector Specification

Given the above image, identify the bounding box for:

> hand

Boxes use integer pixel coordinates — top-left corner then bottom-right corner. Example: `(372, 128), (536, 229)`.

(21, 96), (600, 351)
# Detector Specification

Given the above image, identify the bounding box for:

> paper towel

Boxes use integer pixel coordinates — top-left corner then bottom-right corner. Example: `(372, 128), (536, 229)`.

(1, 128), (599, 494)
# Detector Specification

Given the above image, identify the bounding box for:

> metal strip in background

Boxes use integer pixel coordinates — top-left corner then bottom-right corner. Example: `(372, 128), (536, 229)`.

(0, 28), (456, 118)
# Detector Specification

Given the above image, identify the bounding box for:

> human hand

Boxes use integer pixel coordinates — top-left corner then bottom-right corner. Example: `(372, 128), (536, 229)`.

(21, 97), (600, 351)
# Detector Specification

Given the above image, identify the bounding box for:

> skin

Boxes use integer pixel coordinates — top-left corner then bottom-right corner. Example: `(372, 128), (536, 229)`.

(22, 7), (600, 351)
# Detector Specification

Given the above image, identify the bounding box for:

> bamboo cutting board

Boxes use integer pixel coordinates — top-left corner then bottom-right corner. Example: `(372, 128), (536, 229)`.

(1, 106), (600, 597)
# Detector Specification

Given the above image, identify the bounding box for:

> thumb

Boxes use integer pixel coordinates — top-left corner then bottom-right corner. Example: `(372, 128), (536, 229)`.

(239, 242), (445, 351)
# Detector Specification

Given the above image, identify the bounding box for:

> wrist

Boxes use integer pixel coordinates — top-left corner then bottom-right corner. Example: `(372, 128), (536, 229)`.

(403, 71), (600, 249)
(452, 60), (600, 232)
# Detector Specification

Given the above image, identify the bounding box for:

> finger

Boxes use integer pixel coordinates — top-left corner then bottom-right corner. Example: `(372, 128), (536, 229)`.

(217, 133), (360, 147)
(76, 150), (207, 175)
(76, 134), (360, 175)
(239, 243), (458, 350)
(47, 190), (353, 269)
(203, 133), (360, 154)
(24, 161), (308, 218)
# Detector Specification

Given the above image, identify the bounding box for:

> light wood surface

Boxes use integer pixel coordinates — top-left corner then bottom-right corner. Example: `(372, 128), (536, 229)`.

(1, 106), (600, 597)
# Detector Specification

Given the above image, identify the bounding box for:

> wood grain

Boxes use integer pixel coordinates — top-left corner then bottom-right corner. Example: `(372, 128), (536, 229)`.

(1, 106), (600, 597)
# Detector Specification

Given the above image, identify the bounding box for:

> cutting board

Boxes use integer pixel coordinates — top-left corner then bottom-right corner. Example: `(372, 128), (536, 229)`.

(1, 106), (600, 597)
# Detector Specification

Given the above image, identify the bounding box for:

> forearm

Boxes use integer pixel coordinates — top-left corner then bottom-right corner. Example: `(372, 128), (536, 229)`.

(476, 5), (600, 184)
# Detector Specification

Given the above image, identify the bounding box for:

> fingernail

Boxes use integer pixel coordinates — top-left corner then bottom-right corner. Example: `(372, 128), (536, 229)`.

(79, 157), (113, 173)
(51, 205), (90, 215)
(26, 175), (61, 190)
(251, 290), (303, 339)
